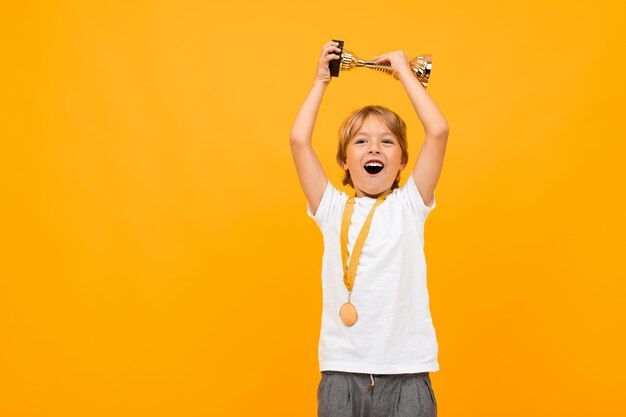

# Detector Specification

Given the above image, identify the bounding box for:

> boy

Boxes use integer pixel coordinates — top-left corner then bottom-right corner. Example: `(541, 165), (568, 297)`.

(290, 41), (448, 417)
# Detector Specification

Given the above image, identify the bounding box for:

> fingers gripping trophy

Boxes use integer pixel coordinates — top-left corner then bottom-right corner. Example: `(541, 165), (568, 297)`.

(328, 39), (432, 87)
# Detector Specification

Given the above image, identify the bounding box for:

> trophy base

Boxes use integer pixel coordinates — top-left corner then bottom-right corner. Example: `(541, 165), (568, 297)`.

(329, 39), (344, 77)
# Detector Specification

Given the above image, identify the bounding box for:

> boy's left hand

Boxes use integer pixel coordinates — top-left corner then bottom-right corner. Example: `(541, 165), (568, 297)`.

(373, 50), (412, 80)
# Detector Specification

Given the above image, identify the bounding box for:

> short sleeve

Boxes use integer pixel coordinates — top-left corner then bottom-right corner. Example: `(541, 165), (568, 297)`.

(397, 176), (436, 221)
(306, 181), (346, 231)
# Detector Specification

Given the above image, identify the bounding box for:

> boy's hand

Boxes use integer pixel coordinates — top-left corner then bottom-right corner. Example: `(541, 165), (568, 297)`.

(373, 50), (412, 80)
(314, 41), (342, 86)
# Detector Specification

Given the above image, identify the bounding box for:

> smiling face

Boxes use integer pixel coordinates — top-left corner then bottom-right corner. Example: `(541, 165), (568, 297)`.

(341, 115), (407, 198)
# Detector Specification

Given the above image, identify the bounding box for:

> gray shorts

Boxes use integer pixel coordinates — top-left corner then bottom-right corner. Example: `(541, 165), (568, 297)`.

(317, 371), (437, 417)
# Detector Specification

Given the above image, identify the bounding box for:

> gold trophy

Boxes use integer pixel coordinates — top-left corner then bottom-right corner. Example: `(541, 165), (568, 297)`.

(329, 40), (432, 88)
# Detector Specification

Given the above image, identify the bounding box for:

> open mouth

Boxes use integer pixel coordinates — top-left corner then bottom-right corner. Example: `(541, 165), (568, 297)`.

(364, 160), (384, 175)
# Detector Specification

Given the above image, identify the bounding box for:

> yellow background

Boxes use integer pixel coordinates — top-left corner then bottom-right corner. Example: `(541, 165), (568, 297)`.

(1, 1), (625, 416)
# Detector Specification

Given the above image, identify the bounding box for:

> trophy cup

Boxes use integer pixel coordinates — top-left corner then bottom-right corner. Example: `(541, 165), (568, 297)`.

(329, 40), (432, 88)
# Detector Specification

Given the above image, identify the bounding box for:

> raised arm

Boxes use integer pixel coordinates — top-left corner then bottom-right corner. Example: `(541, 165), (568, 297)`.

(290, 41), (342, 215)
(374, 51), (449, 208)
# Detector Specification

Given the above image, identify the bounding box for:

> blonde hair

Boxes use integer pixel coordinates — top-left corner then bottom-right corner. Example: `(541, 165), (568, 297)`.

(336, 105), (409, 189)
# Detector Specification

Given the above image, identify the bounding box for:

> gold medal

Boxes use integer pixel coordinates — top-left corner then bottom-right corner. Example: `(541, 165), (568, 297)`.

(339, 291), (358, 326)
(339, 302), (358, 326)
(339, 191), (391, 327)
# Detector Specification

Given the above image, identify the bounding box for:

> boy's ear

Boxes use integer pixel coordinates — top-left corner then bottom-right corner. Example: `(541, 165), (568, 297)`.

(342, 159), (348, 170)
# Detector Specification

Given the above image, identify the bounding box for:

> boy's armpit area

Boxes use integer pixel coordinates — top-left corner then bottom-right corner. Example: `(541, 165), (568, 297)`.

(404, 176), (436, 218)
(306, 181), (343, 229)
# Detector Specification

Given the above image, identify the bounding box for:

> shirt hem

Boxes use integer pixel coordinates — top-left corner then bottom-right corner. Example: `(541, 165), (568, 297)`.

(319, 360), (440, 374)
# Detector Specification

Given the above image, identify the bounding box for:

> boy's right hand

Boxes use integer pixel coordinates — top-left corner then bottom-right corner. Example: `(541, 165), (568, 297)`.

(314, 41), (342, 86)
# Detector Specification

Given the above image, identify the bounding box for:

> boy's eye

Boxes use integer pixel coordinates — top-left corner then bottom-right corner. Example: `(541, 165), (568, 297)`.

(355, 139), (366, 144)
(382, 139), (394, 144)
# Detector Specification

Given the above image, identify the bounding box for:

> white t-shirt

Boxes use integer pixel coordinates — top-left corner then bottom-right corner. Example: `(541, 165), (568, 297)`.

(307, 177), (439, 374)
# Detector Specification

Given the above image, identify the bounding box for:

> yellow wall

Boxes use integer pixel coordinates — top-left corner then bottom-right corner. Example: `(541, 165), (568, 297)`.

(2, 1), (625, 416)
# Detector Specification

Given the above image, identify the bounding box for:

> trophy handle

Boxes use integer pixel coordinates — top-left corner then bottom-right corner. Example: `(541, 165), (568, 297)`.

(328, 40), (432, 88)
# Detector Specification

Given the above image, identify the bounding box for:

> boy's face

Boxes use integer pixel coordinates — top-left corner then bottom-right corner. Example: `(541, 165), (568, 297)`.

(342, 115), (406, 198)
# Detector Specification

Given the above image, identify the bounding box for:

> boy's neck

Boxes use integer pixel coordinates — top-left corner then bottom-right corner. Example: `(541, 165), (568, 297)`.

(355, 187), (392, 199)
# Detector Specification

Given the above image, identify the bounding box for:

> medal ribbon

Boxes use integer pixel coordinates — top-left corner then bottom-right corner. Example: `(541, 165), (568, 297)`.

(340, 190), (392, 293)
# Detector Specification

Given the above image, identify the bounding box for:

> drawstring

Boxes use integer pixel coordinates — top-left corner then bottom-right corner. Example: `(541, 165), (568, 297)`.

(368, 374), (375, 391)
